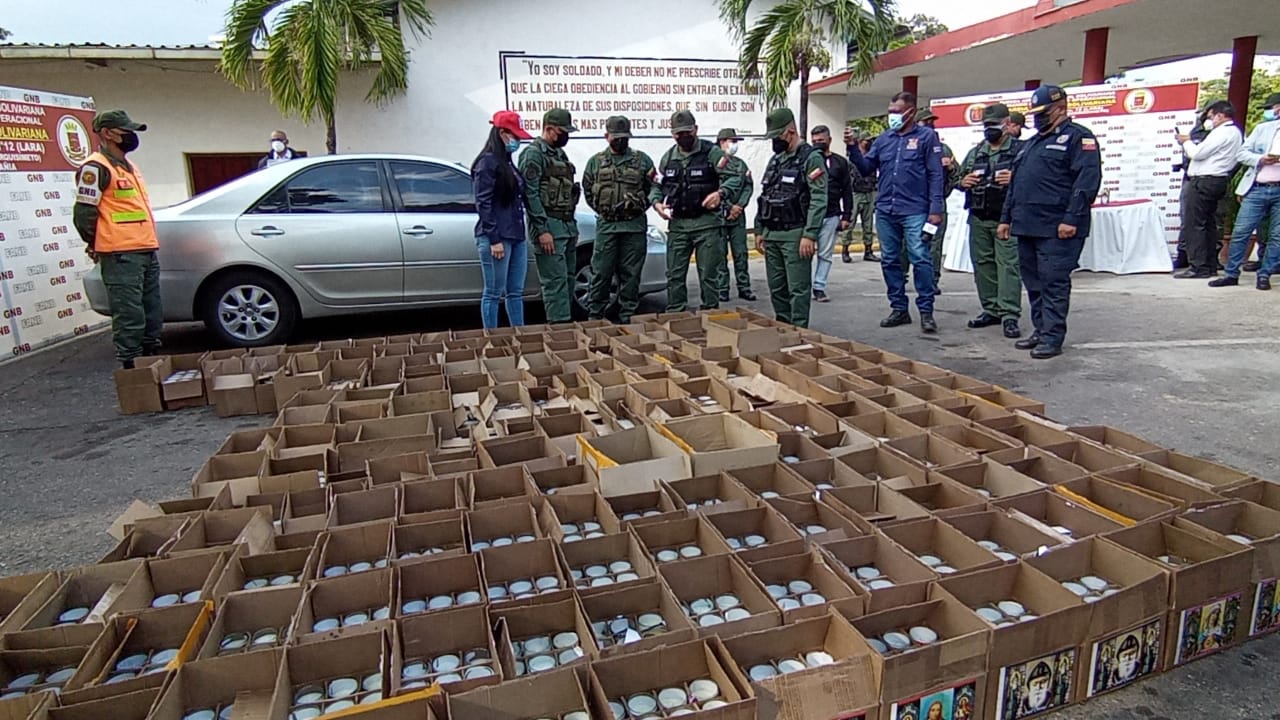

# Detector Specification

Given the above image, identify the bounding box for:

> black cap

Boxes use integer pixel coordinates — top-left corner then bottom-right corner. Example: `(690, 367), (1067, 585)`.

(716, 128), (744, 142)
(605, 116), (632, 138)
(982, 103), (1011, 126)
(671, 110), (697, 133)
(92, 109), (146, 133)
(1263, 93), (1280, 109)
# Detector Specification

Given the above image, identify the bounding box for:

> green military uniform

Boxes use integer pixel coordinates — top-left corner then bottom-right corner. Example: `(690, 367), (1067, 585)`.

(713, 128), (754, 298)
(756, 108), (828, 329)
(582, 116), (656, 323)
(519, 108), (580, 323)
(649, 110), (744, 312)
(961, 104), (1023, 323)
(845, 131), (877, 260)
(903, 110), (961, 282)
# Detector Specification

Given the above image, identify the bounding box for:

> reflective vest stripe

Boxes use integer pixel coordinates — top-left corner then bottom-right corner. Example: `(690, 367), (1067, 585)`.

(114, 188), (139, 199)
(110, 210), (149, 222)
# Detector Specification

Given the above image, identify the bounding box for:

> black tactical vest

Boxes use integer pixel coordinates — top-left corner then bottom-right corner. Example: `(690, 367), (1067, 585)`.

(758, 143), (817, 231)
(539, 145), (579, 220)
(591, 151), (648, 221)
(661, 140), (718, 219)
(964, 140), (1019, 221)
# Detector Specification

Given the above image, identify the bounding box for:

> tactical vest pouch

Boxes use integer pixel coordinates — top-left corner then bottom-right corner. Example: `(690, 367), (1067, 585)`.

(595, 158), (648, 222)
(542, 160), (578, 220)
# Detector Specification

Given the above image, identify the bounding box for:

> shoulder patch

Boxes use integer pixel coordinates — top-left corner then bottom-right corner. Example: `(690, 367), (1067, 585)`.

(1080, 138), (1098, 151)
(523, 164), (541, 181)
(808, 167), (825, 181)
(75, 166), (102, 206)
(717, 156), (729, 169)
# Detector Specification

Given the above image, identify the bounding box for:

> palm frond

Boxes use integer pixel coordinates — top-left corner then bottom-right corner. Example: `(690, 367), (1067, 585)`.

(220, 0), (292, 88)
(716, 0), (756, 40)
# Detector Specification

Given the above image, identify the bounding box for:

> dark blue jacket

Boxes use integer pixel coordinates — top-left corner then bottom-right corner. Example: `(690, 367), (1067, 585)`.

(847, 124), (945, 217)
(1000, 119), (1103, 238)
(473, 152), (527, 244)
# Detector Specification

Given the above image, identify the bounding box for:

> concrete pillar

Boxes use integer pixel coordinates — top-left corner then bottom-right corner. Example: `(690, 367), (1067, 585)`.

(1025, 79), (1041, 91)
(1082, 28), (1109, 85)
(808, 93), (845, 152)
(902, 75), (919, 97)
(1229, 36), (1258, 120)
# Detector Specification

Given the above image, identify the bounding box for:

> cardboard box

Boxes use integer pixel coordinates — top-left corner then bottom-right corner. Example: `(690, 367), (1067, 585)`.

(316, 520), (393, 576)
(466, 465), (538, 509)
(99, 515), (190, 563)
(535, 412), (597, 465)
(836, 448), (929, 485)
(540, 492), (622, 544)
(935, 562), (1091, 720)
(878, 479), (990, 519)
(678, 377), (751, 414)
(703, 505), (806, 563)
(394, 604), (501, 695)
(992, 490), (1125, 543)
(211, 372), (261, 418)
(136, 552), (227, 611)
(1138, 450), (1255, 492)
(191, 450), (265, 506)
(44, 687), (160, 720)
(725, 463), (815, 502)
(664, 474), (760, 516)
(845, 588), (989, 720)
(270, 632), (388, 718)
(293, 567), (394, 644)
(327, 486), (399, 528)
(198, 585), (301, 660)
(821, 484), (933, 531)
(215, 547), (314, 596)
(721, 613), (879, 720)
(604, 488), (685, 528)
(704, 315), (797, 360)
(1053, 476), (1179, 525)
(0, 573), (59, 638)
(1097, 465), (1226, 510)
(399, 477), (464, 525)
(479, 539), (571, 606)
(764, 496), (867, 546)
(747, 550), (860, 622)
(1066, 425), (1166, 457)
(530, 465), (598, 498)
(586, 636), (756, 719)
(819, 534), (936, 612)
(114, 356), (169, 415)
(1105, 521), (1253, 669)
(940, 510), (1066, 563)
(657, 414), (780, 477)
(476, 435), (566, 474)
(450, 667), (589, 720)
(466, 501), (542, 551)
(396, 553), (484, 618)
(1023, 537), (1169, 701)
(20, 561), (147, 634)
(1224, 479), (1280, 512)
(983, 446), (1090, 486)
(879, 517), (1004, 578)
(633, 515), (736, 567)
(160, 352), (209, 404)
(933, 460), (1048, 503)
(557, 531), (657, 596)
(883, 433), (981, 472)
(490, 595), (598, 677)
(578, 425), (692, 496)
(1177, 500), (1280, 638)
(140, 647), (283, 720)
(658, 553), (781, 638)
(65, 601), (210, 699)
(577, 580), (697, 658)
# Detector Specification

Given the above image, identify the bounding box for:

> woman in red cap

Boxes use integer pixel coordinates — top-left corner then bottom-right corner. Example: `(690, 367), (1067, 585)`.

(472, 110), (533, 328)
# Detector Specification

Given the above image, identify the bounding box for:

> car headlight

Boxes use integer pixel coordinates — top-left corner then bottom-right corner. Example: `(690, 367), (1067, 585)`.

(646, 226), (668, 246)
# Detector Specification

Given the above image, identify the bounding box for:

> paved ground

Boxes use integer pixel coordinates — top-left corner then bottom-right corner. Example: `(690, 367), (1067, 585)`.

(1, 259), (1277, 719)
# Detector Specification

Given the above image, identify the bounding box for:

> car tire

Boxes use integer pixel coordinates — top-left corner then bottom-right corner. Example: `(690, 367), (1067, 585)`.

(571, 247), (594, 320)
(201, 270), (298, 348)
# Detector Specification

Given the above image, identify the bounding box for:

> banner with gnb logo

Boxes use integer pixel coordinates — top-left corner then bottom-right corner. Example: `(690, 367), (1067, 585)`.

(0, 85), (107, 362)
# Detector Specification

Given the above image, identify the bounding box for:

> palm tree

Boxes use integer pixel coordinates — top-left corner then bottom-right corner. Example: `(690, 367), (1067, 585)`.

(718, 0), (896, 134)
(221, 0), (434, 154)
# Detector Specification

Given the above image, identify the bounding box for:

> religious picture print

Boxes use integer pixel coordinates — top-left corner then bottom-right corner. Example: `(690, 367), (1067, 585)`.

(890, 679), (978, 720)
(1175, 591), (1243, 665)
(1249, 578), (1280, 637)
(996, 647), (1076, 720)
(1088, 618), (1162, 697)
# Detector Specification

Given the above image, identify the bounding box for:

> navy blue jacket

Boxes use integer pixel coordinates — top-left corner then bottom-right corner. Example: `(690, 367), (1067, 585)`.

(847, 124), (945, 217)
(473, 152), (527, 244)
(1000, 119), (1103, 238)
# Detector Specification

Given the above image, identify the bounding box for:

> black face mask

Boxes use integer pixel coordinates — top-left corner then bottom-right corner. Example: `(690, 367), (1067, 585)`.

(984, 127), (1005, 144)
(117, 130), (140, 153)
(552, 130), (570, 148)
(1033, 111), (1055, 132)
(609, 138), (629, 154)
(812, 141), (830, 153)
(676, 134), (696, 151)
(771, 137), (790, 153)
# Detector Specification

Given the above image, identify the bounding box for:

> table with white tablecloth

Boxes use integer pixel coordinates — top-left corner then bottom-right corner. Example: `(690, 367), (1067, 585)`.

(941, 199), (1173, 275)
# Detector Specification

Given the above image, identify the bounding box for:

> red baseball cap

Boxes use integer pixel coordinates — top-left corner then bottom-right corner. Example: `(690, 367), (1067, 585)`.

(491, 110), (532, 140)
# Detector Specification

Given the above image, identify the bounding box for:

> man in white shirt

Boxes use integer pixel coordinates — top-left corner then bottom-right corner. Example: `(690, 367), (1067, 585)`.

(1211, 93), (1280, 291)
(1174, 101), (1242, 278)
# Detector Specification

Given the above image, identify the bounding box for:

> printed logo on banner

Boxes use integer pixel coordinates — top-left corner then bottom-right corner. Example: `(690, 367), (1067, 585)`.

(55, 115), (91, 166)
(1123, 89), (1155, 114)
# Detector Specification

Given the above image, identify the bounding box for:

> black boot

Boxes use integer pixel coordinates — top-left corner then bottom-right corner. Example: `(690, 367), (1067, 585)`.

(864, 249), (879, 262)
(1014, 333), (1041, 350)
(121, 358), (136, 370)
(880, 311), (912, 328)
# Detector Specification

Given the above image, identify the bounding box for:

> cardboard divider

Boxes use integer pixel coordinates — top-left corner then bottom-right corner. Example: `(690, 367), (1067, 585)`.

(578, 425), (692, 496)
(198, 586), (301, 660)
(293, 567), (394, 644)
(393, 604), (501, 696)
(0, 573), (60, 639)
(747, 550), (860, 622)
(818, 534), (935, 613)
(883, 433), (981, 471)
(702, 505), (806, 563)
(1096, 465), (1224, 511)
(577, 580), (698, 658)
(878, 517), (1004, 578)
(43, 686), (160, 720)
(657, 553), (782, 639)
(147, 647), (283, 720)
(835, 448), (929, 485)
(478, 538), (571, 608)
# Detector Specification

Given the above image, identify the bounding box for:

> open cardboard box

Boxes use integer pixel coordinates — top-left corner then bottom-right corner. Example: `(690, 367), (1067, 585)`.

(933, 460), (1047, 503)
(42, 686), (160, 720)
(820, 485), (931, 532)
(476, 435), (566, 475)
(557, 531), (656, 596)
(539, 491), (622, 543)
(468, 465), (539, 509)
(819, 535), (935, 612)
(721, 612), (879, 720)
(604, 487), (685, 528)
(535, 412), (597, 465)
(941, 510), (1066, 563)
(935, 561), (1090, 720)
(633, 515), (735, 567)
(664, 474), (760, 515)
(877, 479), (990, 519)
(214, 546), (315, 596)
(1097, 465), (1226, 510)
(1176, 500), (1280, 639)
(844, 587), (989, 720)
(271, 423), (335, 463)
(890, 403), (970, 432)
(449, 667), (588, 720)
(269, 631), (389, 718)
(587, 636), (756, 720)
(396, 553), (484, 619)
(399, 476), (465, 525)
(160, 352), (209, 405)
(328, 486), (399, 528)
(64, 601), (210, 700)
(316, 520), (393, 577)
(703, 505), (806, 563)
(394, 516), (467, 561)
(704, 315), (798, 360)
(198, 586), (301, 660)
(99, 515), (191, 563)
(577, 580), (698, 658)
(726, 463), (816, 502)
(466, 501), (542, 551)
(18, 561), (146, 637)
(1105, 520), (1253, 669)
(658, 553), (781, 639)
(479, 538), (571, 607)
(992, 489), (1126, 543)
(1066, 425), (1166, 457)
(925, 422), (1022, 457)
(530, 465), (598, 498)
(883, 433), (981, 472)
(747, 550), (860, 622)
(393, 604), (501, 695)
(1224, 479), (1280, 512)
(983, 446), (1090, 487)
(832, 409), (929, 448)
(835, 448), (928, 485)
(1024, 537), (1169, 701)
(1053, 476), (1179, 525)
(114, 356), (169, 415)
(658, 414), (780, 477)
(144, 647), (284, 720)
(578, 425), (692, 497)
(1138, 450), (1255, 492)
(764, 496), (866, 547)
(878, 517), (1004, 579)
(490, 595), (598, 678)
(191, 451), (266, 507)
(293, 567), (393, 645)
(0, 646), (95, 706)
(134, 552), (228, 613)
(0, 573), (60, 639)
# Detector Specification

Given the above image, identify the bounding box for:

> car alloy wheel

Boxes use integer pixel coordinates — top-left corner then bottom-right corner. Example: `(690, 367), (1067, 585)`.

(217, 284), (281, 343)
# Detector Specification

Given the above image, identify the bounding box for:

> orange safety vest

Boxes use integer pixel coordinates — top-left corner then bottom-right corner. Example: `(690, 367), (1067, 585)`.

(85, 151), (159, 253)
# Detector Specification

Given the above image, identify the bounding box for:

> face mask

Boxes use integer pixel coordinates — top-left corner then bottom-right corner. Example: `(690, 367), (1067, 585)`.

(1010, 127), (1023, 139)
(726, 142), (739, 156)
(984, 127), (1004, 144)
(812, 141), (829, 153)
(886, 113), (906, 131)
(771, 137), (790, 153)
(553, 131), (570, 148)
(271, 140), (286, 153)
(1033, 111), (1055, 132)
(609, 137), (629, 153)
(1203, 119), (1216, 132)
(505, 138), (520, 153)
(676, 134), (696, 151)
(117, 130), (140, 153)
(1265, 108), (1279, 122)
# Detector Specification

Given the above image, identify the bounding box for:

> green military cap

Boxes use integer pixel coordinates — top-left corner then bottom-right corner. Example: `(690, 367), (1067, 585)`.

(543, 107), (578, 132)
(765, 108), (795, 138)
(716, 128), (744, 142)
(671, 110), (697, 133)
(1009, 111), (1026, 127)
(982, 103), (1011, 126)
(605, 116), (632, 137)
(92, 109), (147, 133)
(915, 107), (939, 124)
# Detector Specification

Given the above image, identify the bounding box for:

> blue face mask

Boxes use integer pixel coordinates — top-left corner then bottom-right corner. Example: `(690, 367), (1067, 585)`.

(887, 113), (905, 131)
(505, 139), (520, 153)
(1265, 108), (1279, 122)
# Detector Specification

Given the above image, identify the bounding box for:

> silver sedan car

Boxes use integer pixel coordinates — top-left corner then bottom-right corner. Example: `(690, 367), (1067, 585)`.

(83, 154), (669, 346)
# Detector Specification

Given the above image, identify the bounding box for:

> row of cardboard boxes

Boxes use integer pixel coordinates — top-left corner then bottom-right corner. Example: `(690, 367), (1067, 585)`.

(1, 475), (1278, 720)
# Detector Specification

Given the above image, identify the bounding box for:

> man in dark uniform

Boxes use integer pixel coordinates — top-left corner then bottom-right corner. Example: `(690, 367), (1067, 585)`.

(519, 108), (581, 323)
(713, 128), (756, 302)
(809, 124), (852, 303)
(998, 85), (1103, 359)
(910, 108), (961, 290)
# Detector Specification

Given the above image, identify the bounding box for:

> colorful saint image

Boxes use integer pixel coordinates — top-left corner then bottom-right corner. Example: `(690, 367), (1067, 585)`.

(891, 679), (978, 720)
(1176, 591), (1245, 665)
(997, 648), (1076, 719)
(1250, 578), (1280, 636)
(1088, 618), (1162, 697)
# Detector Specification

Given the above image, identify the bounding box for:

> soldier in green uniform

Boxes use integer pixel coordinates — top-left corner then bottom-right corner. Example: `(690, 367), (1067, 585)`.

(905, 108), (961, 288)
(713, 128), (757, 302)
(843, 130), (879, 263)
(582, 116), (657, 323)
(649, 110), (744, 312)
(755, 108), (828, 328)
(519, 108), (580, 323)
(959, 103), (1023, 339)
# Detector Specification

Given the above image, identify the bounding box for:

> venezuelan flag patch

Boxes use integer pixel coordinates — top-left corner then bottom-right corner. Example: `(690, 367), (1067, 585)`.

(808, 167), (825, 181)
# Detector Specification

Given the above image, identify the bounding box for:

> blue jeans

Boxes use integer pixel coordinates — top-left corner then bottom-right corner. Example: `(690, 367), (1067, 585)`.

(1225, 184), (1280, 279)
(476, 236), (527, 328)
(877, 212), (935, 313)
(812, 215), (841, 291)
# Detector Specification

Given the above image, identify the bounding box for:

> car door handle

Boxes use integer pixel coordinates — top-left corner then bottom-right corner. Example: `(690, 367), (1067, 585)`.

(250, 226), (286, 237)
(403, 225), (434, 237)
